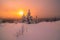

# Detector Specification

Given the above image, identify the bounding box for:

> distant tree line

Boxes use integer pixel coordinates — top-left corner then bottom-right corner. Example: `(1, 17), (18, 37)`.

(0, 19), (15, 23)
(0, 17), (60, 24)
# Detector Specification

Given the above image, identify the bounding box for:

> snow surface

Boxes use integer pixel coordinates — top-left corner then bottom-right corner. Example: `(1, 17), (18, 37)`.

(0, 21), (60, 40)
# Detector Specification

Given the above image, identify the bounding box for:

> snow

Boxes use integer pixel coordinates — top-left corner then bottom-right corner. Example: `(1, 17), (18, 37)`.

(0, 21), (60, 40)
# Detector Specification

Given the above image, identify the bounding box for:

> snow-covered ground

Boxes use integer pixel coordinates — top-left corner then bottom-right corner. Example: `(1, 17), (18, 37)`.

(0, 21), (60, 40)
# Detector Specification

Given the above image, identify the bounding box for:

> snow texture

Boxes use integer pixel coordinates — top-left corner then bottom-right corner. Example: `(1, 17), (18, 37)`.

(0, 21), (60, 40)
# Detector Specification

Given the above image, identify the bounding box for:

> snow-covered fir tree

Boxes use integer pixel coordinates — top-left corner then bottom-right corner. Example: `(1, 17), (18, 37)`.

(26, 9), (32, 24)
(22, 14), (26, 23)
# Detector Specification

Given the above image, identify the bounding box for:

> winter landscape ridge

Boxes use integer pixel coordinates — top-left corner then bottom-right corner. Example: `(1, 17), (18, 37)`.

(0, 21), (60, 40)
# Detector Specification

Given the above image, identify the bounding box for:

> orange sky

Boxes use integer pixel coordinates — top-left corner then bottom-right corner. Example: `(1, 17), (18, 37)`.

(0, 0), (60, 19)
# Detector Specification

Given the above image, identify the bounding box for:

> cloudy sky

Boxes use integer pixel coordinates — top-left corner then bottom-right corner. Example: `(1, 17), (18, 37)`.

(0, 0), (60, 19)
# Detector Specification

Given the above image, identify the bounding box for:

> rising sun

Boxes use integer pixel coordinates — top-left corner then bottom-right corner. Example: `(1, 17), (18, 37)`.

(19, 11), (24, 16)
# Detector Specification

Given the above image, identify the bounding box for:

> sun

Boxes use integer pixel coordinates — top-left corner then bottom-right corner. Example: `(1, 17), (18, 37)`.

(19, 11), (24, 16)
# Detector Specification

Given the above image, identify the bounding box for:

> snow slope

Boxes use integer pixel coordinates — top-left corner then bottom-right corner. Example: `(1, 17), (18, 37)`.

(0, 21), (60, 40)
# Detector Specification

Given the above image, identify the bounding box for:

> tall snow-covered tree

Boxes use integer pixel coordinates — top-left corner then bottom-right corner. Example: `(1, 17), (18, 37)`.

(26, 9), (32, 24)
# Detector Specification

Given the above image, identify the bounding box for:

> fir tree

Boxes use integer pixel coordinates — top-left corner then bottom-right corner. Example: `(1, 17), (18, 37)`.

(22, 14), (26, 23)
(26, 9), (31, 24)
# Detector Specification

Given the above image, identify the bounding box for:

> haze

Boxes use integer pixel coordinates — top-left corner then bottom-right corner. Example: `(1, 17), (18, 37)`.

(0, 0), (60, 19)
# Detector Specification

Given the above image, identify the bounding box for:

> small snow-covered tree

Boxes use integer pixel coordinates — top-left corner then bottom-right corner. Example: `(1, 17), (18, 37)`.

(22, 14), (26, 23)
(35, 16), (38, 23)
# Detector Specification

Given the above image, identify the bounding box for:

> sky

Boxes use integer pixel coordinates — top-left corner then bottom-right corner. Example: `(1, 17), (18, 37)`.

(0, 0), (60, 19)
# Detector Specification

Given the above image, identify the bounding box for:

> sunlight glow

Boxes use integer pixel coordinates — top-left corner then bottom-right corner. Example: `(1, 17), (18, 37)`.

(19, 11), (24, 16)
